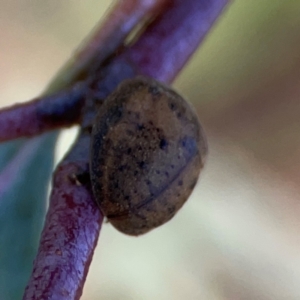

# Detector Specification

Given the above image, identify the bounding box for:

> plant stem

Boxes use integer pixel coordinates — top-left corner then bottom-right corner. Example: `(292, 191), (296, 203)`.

(126, 0), (230, 83)
(0, 83), (86, 143)
(23, 158), (101, 300)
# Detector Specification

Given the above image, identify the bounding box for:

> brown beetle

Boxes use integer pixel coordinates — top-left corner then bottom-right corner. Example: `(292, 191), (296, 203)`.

(90, 76), (207, 235)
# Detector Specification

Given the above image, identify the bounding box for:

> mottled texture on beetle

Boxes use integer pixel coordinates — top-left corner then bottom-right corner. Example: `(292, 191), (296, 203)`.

(90, 77), (207, 235)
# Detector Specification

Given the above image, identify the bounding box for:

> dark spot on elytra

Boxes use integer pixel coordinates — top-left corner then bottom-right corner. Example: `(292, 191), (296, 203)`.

(118, 165), (126, 172)
(168, 206), (176, 214)
(169, 102), (176, 111)
(112, 106), (124, 121)
(127, 148), (132, 154)
(165, 171), (169, 177)
(137, 124), (145, 131)
(148, 85), (160, 96)
(124, 195), (131, 201)
(178, 180), (183, 186)
(139, 161), (146, 169)
(177, 112), (182, 119)
(159, 138), (168, 150)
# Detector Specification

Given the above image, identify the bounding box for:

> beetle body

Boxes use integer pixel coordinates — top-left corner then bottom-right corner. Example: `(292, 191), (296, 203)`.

(90, 77), (207, 235)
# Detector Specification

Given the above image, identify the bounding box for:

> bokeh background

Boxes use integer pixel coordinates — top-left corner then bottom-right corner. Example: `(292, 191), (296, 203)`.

(1, 0), (300, 299)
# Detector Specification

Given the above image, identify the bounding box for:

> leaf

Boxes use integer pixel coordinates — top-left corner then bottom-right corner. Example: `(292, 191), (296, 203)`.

(0, 133), (57, 300)
(0, 139), (24, 170)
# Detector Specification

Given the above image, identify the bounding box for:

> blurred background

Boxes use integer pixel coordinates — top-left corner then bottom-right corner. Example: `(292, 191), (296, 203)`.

(1, 0), (300, 299)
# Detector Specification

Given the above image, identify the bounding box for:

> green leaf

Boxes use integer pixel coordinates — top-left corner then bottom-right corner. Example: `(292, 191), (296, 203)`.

(0, 139), (25, 170)
(0, 133), (57, 300)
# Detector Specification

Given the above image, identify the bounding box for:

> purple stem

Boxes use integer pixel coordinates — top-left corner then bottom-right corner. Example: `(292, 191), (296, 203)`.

(23, 160), (102, 299)
(71, 0), (168, 79)
(126, 0), (229, 83)
(0, 83), (86, 143)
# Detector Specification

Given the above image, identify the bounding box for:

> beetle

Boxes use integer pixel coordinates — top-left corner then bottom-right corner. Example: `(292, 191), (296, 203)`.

(90, 76), (207, 235)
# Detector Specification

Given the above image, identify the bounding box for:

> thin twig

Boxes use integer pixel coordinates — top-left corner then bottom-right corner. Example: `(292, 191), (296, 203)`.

(127, 0), (230, 83)
(71, 0), (168, 72)
(0, 83), (86, 143)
